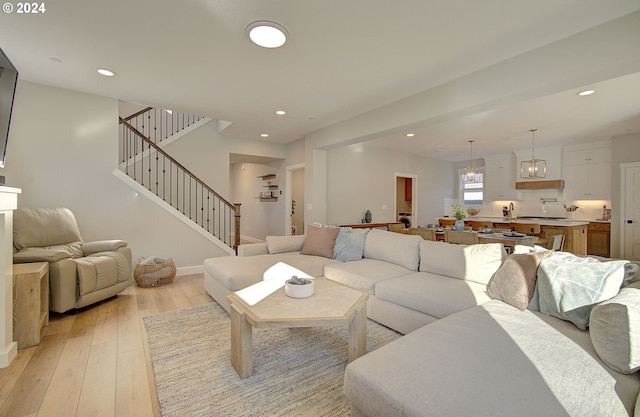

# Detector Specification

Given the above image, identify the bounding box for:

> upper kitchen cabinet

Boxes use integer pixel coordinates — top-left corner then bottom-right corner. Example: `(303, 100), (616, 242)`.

(484, 153), (521, 201)
(563, 142), (611, 201)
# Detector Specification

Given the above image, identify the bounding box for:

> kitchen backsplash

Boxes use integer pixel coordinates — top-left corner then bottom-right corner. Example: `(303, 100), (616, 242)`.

(447, 189), (611, 221)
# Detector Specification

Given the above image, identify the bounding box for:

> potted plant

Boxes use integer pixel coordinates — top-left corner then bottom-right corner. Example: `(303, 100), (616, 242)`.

(451, 204), (466, 231)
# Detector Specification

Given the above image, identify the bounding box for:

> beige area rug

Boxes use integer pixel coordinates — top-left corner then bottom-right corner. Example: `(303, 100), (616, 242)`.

(144, 302), (401, 417)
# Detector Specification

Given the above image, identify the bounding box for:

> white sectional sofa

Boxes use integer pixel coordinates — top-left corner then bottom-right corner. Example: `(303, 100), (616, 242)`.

(203, 227), (640, 417)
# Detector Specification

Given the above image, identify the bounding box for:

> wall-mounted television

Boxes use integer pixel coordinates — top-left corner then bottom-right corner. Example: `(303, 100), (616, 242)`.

(0, 48), (18, 169)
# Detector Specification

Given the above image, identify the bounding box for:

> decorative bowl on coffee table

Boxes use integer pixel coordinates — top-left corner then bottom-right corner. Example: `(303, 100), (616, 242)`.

(284, 276), (315, 298)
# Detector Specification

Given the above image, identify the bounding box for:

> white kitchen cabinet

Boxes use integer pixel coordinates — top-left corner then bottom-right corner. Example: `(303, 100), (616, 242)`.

(484, 154), (520, 201)
(563, 144), (611, 201)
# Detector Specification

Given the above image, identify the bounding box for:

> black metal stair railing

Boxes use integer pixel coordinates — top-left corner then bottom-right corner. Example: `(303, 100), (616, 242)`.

(119, 117), (240, 251)
(121, 107), (205, 150)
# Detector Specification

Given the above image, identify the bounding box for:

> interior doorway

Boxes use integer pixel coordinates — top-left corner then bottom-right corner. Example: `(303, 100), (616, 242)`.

(621, 162), (640, 260)
(395, 173), (418, 229)
(286, 164), (305, 235)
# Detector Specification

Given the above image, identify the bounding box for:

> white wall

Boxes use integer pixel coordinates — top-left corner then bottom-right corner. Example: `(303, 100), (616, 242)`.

(163, 121), (232, 198)
(2, 81), (230, 268)
(325, 144), (454, 226)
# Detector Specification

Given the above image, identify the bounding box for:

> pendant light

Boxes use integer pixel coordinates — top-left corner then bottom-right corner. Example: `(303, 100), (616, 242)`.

(520, 129), (546, 179)
(463, 140), (480, 183)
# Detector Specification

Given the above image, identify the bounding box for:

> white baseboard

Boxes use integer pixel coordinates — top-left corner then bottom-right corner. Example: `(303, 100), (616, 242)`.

(176, 265), (204, 276)
(0, 341), (17, 369)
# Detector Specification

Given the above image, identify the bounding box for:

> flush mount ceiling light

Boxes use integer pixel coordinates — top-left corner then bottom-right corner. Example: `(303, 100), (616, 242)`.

(577, 89), (596, 96)
(247, 21), (288, 48)
(521, 129), (547, 179)
(260, 133), (269, 138)
(405, 133), (415, 137)
(97, 68), (115, 77)
(275, 110), (286, 115)
(463, 140), (481, 183)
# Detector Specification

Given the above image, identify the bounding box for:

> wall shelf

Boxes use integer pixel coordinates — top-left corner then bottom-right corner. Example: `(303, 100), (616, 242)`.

(258, 174), (278, 201)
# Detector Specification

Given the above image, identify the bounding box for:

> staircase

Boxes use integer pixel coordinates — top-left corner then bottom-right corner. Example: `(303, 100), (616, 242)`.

(118, 108), (240, 252)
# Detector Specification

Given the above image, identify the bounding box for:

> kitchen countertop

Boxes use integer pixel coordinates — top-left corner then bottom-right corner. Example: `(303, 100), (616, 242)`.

(439, 216), (598, 227)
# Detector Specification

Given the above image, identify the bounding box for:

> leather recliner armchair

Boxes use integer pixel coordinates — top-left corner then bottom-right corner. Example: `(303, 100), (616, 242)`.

(13, 207), (133, 313)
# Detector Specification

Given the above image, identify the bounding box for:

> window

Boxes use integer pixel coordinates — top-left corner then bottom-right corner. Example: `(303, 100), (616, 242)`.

(459, 170), (484, 205)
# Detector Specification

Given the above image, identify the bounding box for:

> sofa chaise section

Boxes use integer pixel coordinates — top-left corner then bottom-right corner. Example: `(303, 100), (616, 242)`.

(344, 299), (640, 417)
(203, 235), (338, 313)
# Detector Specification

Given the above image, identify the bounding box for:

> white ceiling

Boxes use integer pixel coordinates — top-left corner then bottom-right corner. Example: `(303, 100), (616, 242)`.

(1, 0), (639, 162)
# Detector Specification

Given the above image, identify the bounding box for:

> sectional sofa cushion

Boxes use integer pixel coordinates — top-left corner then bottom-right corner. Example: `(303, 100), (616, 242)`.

(590, 281), (640, 374)
(537, 253), (627, 330)
(486, 251), (552, 310)
(323, 259), (412, 294)
(419, 240), (506, 285)
(266, 234), (305, 254)
(344, 300), (640, 417)
(375, 272), (491, 319)
(363, 229), (422, 271)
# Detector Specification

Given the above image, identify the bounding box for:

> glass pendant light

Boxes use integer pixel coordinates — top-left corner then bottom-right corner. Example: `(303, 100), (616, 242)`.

(463, 140), (480, 183)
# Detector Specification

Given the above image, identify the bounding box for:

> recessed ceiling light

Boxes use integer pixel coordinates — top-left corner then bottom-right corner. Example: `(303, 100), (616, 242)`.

(577, 89), (596, 96)
(247, 21), (288, 48)
(405, 133), (415, 137)
(275, 110), (286, 115)
(97, 68), (115, 77)
(260, 133), (269, 138)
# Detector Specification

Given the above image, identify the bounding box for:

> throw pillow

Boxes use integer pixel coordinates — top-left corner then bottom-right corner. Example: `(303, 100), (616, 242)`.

(487, 251), (552, 310)
(537, 252), (627, 330)
(300, 226), (339, 258)
(589, 281), (640, 374)
(333, 229), (367, 262)
(623, 261), (640, 286)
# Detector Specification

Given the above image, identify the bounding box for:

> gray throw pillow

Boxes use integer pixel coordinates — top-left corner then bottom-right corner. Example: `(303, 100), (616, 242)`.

(333, 230), (367, 262)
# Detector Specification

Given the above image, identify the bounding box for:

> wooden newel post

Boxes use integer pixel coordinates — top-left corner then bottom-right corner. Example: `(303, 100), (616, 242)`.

(234, 203), (241, 253)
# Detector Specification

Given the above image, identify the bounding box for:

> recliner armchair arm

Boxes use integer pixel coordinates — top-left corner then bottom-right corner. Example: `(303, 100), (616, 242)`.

(82, 240), (128, 255)
(13, 247), (72, 264)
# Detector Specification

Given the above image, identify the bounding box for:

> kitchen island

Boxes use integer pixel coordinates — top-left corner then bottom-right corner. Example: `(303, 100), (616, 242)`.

(438, 217), (589, 255)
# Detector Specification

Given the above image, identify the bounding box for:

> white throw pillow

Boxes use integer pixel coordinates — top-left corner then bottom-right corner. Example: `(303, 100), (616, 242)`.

(537, 253), (627, 330)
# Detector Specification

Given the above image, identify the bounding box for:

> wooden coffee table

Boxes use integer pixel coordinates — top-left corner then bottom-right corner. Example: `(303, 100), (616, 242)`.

(227, 278), (368, 378)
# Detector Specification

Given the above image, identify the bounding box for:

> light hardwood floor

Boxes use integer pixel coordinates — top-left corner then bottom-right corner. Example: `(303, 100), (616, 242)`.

(0, 274), (213, 417)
